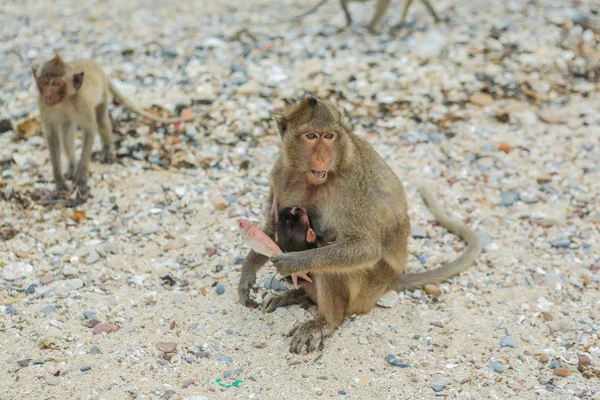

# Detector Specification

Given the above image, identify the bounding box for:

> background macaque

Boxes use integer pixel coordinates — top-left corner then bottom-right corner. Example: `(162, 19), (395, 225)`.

(293, 0), (442, 33)
(239, 96), (481, 354)
(32, 53), (194, 196)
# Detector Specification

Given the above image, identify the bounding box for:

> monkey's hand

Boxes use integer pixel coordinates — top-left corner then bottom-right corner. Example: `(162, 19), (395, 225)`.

(271, 253), (308, 277)
(238, 276), (258, 308)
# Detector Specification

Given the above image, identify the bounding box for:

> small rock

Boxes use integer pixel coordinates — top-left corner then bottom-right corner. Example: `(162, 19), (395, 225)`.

(385, 354), (410, 368)
(92, 323), (119, 335)
(519, 190), (540, 204)
(17, 359), (31, 367)
(6, 305), (17, 314)
(411, 227), (428, 238)
(223, 370), (232, 378)
(102, 242), (120, 254)
(550, 240), (571, 249)
(430, 321), (444, 328)
(263, 275), (288, 291)
(45, 375), (60, 386)
(539, 354), (549, 363)
(214, 354), (233, 365)
(156, 342), (177, 353)
(578, 354), (591, 368)
(489, 361), (504, 373)
(39, 305), (58, 316)
(80, 365), (91, 372)
(215, 284), (225, 295)
(32, 359), (45, 365)
(424, 284), (441, 297)
(83, 319), (100, 328)
(470, 93), (494, 106)
(85, 249), (101, 264)
(254, 342), (267, 349)
(538, 107), (568, 124)
(89, 346), (103, 355)
(500, 191), (519, 206)
(25, 284), (37, 295)
(549, 359), (561, 369)
(358, 336), (369, 345)
(40, 272), (54, 285)
(554, 368), (571, 377)
(377, 290), (399, 308)
(0, 119), (12, 133)
(3, 262), (33, 280)
(430, 374), (447, 392)
(474, 230), (492, 248)
(498, 142), (511, 154)
(83, 311), (96, 320)
(500, 335), (518, 348)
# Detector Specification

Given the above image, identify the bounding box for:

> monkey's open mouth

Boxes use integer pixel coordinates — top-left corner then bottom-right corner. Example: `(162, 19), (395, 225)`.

(312, 170), (327, 180)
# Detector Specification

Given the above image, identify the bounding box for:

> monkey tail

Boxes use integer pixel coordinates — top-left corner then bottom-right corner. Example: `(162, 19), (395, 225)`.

(389, 184), (483, 292)
(289, 0), (330, 20)
(107, 81), (195, 124)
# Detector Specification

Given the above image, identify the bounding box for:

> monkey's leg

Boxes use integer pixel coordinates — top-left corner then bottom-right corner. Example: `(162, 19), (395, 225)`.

(420, 0), (441, 22)
(263, 286), (313, 312)
(61, 122), (76, 181)
(340, 0), (353, 26)
(289, 275), (347, 353)
(238, 250), (269, 308)
(73, 117), (97, 197)
(95, 102), (115, 164)
(367, 0), (391, 33)
(44, 124), (67, 193)
(392, 0), (413, 30)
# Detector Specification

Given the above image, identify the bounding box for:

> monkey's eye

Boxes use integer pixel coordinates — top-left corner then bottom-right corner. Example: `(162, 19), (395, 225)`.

(324, 132), (334, 139)
(306, 133), (317, 140)
(51, 80), (61, 86)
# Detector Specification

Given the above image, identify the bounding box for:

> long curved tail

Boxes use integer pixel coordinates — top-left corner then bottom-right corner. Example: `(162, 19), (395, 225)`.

(390, 183), (482, 292)
(108, 81), (195, 124)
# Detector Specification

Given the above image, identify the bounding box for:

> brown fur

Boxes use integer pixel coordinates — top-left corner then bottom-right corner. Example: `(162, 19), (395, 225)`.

(239, 96), (481, 354)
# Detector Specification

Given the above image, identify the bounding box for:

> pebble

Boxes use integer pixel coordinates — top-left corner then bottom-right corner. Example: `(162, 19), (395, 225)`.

(500, 191), (519, 206)
(6, 305), (17, 314)
(156, 342), (177, 353)
(554, 368), (571, 377)
(377, 290), (399, 308)
(2, 262), (33, 280)
(214, 354), (233, 365)
(83, 311), (96, 320)
(263, 275), (288, 291)
(80, 365), (91, 372)
(424, 284), (441, 297)
(578, 354), (591, 367)
(36, 278), (84, 295)
(549, 360), (561, 369)
(92, 323), (119, 335)
(411, 227), (428, 238)
(550, 240), (571, 249)
(500, 335), (518, 348)
(40, 272), (54, 285)
(89, 346), (103, 355)
(489, 361), (504, 373)
(358, 336), (369, 344)
(385, 354), (410, 368)
(538, 107), (568, 124)
(39, 305), (58, 315)
(45, 375), (60, 386)
(215, 284), (225, 295)
(429, 374), (447, 392)
(25, 284), (37, 294)
(470, 93), (494, 106)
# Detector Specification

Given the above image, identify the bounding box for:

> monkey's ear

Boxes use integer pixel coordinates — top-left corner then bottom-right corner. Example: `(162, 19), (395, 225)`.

(73, 72), (84, 90)
(340, 108), (354, 132)
(306, 228), (317, 243)
(273, 114), (288, 138)
(305, 95), (318, 108)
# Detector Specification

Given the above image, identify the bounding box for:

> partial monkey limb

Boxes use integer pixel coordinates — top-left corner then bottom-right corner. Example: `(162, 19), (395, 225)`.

(263, 286), (313, 312)
(389, 184), (482, 292)
(367, 0), (391, 33)
(43, 123), (67, 192)
(271, 238), (381, 276)
(394, 0), (442, 30)
(61, 122), (76, 181)
(290, 0), (330, 21)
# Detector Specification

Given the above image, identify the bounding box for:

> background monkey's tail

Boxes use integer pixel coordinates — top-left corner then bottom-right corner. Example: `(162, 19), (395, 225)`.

(389, 184), (483, 292)
(108, 81), (195, 124)
(290, 0), (330, 20)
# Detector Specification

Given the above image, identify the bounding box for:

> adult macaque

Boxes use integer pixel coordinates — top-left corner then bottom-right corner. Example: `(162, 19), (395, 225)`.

(238, 96), (481, 354)
(32, 53), (194, 195)
(292, 0), (442, 33)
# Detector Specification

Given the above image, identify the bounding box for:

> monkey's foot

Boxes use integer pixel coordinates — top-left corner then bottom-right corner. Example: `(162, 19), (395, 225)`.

(64, 166), (75, 181)
(263, 288), (311, 313)
(55, 181), (68, 194)
(74, 182), (90, 199)
(99, 147), (115, 164)
(288, 319), (326, 354)
(238, 279), (258, 308)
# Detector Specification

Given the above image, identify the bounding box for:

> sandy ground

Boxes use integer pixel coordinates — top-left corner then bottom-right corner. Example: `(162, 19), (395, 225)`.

(1, 0), (599, 399)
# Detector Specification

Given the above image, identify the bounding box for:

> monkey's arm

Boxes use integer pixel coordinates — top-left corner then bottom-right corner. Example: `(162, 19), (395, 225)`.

(271, 237), (381, 276)
(389, 184), (482, 291)
(238, 189), (277, 307)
